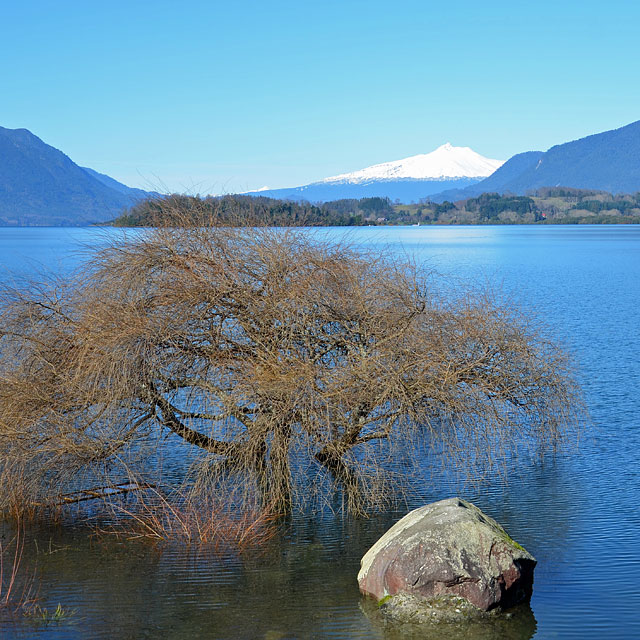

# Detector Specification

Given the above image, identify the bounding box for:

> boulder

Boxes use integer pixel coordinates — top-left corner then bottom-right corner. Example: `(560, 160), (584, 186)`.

(358, 498), (536, 616)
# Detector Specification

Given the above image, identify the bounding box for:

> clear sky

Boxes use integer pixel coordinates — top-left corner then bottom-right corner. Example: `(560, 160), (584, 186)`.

(2, 0), (639, 193)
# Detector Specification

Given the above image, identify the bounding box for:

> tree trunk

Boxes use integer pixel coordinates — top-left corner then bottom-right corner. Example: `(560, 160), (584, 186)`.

(315, 448), (362, 512)
(268, 424), (293, 513)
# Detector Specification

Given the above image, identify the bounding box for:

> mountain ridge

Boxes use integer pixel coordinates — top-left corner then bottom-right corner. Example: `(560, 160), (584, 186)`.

(81, 166), (154, 200)
(0, 126), (150, 226)
(429, 120), (640, 203)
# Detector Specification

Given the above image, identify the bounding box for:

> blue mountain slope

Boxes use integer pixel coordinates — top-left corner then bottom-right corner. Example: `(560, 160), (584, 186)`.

(501, 120), (640, 193)
(81, 167), (155, 200)
(429, 152), (544, 202)
(430, 120), (640, 202)
(0, 126), (149, 225)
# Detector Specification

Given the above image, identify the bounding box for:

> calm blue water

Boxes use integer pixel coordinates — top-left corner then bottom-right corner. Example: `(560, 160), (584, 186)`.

(0, 225), (638, 639)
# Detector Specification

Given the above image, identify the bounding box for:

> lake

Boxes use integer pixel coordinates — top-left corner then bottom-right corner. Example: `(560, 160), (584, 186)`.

(0, 225), (638, 639)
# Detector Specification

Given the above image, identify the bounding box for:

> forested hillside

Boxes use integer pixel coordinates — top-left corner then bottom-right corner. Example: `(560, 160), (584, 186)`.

(112, 189), (640, 227)
(111, 194), (394, 227)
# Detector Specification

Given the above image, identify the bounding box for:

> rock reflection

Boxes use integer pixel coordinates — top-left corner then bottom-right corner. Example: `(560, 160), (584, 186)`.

(361, 597), (537, 640)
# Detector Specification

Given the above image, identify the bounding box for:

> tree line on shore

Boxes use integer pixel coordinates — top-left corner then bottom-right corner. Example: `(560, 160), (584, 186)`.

(110, 188), (640, 227)
(111, 194), (393, 227)
(402, 188), (640, 225)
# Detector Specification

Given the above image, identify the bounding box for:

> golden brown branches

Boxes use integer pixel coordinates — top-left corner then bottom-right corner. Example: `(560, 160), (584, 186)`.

(0, 205), (584, 522)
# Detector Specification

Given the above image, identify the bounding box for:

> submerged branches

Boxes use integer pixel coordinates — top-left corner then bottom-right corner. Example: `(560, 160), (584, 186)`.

(0, 210), (584, 522)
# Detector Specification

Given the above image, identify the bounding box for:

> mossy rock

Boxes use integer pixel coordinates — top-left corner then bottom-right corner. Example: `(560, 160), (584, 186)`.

(358, 498), (536, 613)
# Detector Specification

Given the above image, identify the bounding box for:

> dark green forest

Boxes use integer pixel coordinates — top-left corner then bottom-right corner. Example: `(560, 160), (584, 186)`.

(111, 189), (640, 227)
(111, 194), (394, 227)
(391, 189), (640, 225)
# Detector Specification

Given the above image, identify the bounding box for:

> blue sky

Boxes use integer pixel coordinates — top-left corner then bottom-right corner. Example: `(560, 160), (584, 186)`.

(2, 0), (639, 193)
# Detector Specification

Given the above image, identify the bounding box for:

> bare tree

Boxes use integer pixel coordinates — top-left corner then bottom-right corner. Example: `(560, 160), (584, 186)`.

(0, 213), (582, 519)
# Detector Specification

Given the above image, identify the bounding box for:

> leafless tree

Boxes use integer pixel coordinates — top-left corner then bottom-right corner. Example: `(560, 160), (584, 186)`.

(0, 209), (582, 519)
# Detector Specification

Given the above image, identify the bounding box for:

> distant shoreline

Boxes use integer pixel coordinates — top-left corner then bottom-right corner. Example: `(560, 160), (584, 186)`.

(105, 189), (640, 228)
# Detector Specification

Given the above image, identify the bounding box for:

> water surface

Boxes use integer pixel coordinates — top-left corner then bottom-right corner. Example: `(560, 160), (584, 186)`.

(0, 225), (638, 639)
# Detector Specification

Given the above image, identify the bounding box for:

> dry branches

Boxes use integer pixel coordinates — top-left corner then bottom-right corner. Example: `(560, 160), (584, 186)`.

(101, 487), (278, 550)
(0, 206), (583, 523)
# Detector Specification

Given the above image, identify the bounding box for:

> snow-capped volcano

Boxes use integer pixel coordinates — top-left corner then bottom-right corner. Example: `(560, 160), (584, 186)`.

(244, 143), (505, 203)
(322, 143), (504, 184)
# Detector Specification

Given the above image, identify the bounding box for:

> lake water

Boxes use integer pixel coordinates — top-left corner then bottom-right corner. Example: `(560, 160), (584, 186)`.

(0, 225), (639, 639)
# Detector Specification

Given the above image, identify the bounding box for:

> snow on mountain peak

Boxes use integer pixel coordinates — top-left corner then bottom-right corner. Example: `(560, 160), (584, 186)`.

(321, 144), (504, 184)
